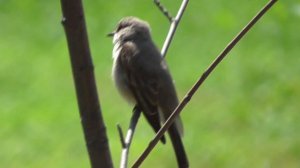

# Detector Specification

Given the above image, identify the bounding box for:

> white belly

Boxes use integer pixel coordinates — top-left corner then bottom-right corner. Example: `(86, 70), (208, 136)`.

(112, 44), (136, 104)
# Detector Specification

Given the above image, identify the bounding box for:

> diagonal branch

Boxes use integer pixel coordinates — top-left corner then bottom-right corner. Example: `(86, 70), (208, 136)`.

(60, 0), (113, 167)
(132, 0), (278, 167)
(117, 124), (126, 148)
(158, 0), (189, 58)
(153, 0), (173, 22)
(119, 107), (142, 168)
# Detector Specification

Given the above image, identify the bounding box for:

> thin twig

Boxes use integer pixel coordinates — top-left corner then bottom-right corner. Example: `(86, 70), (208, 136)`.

(60, 0), (113, 168)
(132, 0), (278, 167)
(120, 107), (142, 168)
(154, 0), (173, 22)
(161, 0), (189, 57)
(117, 124), (126, 148)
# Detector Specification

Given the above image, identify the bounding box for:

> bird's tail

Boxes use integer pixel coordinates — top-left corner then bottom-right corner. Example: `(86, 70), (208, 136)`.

(168, 123), (189, 168)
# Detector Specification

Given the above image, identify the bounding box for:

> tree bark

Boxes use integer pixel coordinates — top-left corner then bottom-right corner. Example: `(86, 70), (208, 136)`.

(60, 0), (113, 167)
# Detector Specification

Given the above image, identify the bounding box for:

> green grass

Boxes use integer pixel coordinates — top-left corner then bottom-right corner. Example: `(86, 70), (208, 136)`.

(1, 0), (300, 167)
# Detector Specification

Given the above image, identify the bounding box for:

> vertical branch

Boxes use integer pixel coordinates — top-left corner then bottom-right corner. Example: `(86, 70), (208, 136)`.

(132, 0), (278, 167)
(60, 0), (113, 168)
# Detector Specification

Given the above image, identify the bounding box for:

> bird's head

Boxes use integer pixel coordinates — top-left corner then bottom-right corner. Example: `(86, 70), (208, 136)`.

(108, 17), (152, 44)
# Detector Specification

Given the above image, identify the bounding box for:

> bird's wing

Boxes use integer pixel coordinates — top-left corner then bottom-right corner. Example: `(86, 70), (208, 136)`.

(119, 42), (165, 143)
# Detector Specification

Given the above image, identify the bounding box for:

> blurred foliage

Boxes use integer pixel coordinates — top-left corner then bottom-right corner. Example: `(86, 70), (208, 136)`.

(0, 0), (299, 167)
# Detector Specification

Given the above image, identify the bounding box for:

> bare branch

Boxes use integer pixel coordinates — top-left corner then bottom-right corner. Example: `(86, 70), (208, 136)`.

(120, 107), (142, 168)
(117, 124), (126, 148)
(132, 0), (278, 167)
(60, 0), (113, 168)
(153, 0), (173, 22)
(161, 0), (189, 57)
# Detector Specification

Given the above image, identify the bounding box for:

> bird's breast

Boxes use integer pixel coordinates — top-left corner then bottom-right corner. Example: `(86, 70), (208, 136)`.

(112, 44), (136, 104)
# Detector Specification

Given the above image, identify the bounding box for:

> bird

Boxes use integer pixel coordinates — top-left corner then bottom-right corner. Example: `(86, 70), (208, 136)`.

(108, 16), (188, 167)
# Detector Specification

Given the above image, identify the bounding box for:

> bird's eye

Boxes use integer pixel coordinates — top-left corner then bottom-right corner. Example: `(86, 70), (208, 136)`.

(116, 23), (129, 32)
(116, 25), (123, 31)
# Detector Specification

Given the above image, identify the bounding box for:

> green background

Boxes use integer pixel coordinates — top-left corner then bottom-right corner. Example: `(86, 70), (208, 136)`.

(1, 0), (299, 167)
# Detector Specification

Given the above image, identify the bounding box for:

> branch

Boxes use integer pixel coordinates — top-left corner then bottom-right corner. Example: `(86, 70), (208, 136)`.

(117, 124), (126, 148)
(60, 1), (113, 168)
(153, 0), (173, 23)
(132, 0), (278, 167)
(158, 0), (189, 57)
(119, 107), (142, 168)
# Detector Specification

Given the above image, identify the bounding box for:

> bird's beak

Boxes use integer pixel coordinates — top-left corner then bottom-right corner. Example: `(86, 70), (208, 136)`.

(107, 31), (115, 37)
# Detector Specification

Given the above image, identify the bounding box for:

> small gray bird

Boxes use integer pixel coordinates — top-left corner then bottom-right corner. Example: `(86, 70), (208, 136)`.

(108, 17), (188, 167)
